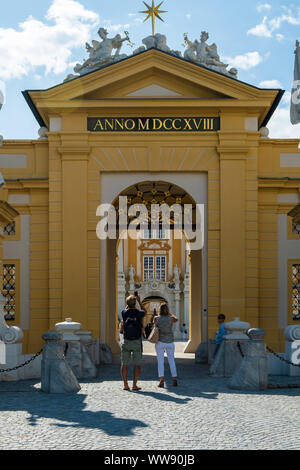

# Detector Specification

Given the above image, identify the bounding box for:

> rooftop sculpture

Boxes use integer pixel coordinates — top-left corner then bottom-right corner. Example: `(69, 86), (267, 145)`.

(184, 31), (238, 78)
(71, 28), (132, 77)
(64, 27), (238, 82)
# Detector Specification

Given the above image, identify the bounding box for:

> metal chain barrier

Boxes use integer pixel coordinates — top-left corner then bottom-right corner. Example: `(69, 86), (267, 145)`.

(237, 341), (245, 358)
(266, 345), (300, 368)
(0, 348), (43, 374)
(237, 341), (300, 368)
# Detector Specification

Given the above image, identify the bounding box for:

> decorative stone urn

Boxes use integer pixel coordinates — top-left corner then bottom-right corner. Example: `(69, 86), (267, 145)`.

(247, 328), (266, 340)
(55, 319), (97, 379)
(224, 318), (250, 340)
(55, 318), (81, 341)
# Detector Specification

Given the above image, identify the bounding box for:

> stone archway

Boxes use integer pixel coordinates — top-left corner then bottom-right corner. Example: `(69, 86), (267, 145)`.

(101, 177), (206, 355)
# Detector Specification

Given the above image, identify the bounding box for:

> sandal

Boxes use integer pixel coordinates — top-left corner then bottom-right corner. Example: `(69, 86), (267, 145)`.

(158, 380), (164, 388)
(173, 378), (178, 387)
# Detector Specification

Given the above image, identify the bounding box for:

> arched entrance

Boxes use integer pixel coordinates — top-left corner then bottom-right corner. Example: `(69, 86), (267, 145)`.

(141, 296), (168, 327)
(101, 177), (207, 355)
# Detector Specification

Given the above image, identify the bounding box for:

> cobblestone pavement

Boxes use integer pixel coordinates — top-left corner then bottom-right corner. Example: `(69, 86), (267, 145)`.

(0, 355), (300, 450)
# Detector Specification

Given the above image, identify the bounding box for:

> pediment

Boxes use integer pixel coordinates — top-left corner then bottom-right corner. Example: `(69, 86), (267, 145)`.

(126, 84), (182, 97)
(78, 71), (231, 100)
(25, 48), (283, 128)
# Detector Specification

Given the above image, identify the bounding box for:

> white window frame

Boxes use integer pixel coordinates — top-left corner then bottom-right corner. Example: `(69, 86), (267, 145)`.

(143, 255), (167, 281)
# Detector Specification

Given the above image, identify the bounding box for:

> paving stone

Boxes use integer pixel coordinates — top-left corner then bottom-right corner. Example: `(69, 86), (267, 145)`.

(0, 355), (299, 450)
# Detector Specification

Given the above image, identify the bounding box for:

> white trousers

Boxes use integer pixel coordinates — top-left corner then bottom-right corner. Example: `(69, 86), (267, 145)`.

(155, 341), (177, 378)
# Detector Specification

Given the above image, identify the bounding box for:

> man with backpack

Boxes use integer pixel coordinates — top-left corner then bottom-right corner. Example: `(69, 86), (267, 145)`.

(120, 294), (146, 391)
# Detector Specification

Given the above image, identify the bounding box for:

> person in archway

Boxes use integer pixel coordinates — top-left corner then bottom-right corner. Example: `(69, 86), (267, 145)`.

(154, 303), (179, 388)
(144, 309), (156, 339)
(213, 314), (226, 360)
(120, 294), (146, 391)
(181, 323), (188, 341)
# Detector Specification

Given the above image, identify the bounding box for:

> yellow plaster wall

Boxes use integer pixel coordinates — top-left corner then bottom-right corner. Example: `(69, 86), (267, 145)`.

(1, 52), (300, 353)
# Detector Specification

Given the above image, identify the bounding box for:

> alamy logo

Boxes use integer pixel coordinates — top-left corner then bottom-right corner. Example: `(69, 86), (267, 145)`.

(96, 197), (205, 251)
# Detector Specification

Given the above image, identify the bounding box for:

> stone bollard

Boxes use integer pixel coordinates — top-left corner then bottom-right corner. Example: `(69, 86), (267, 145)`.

(76, 331), (99, 365)
(210, 318), (250, 377)
(76, 331), (98, 377)
(56, 319), (97, 379)
(99, 344), (113, 365)
(229, 329), (268, 391)
(284, 325), (300, 377)
(41, 331), (81, 393)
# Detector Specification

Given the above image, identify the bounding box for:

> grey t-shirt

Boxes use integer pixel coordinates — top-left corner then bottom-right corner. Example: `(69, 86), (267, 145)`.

(157, 316), (174, 343)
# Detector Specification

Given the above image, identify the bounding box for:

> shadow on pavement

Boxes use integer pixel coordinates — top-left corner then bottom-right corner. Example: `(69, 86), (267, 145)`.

(0, 389), (148, 436)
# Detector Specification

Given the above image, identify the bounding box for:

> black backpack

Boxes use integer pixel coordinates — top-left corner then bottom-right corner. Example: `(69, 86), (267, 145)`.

(123, 309), (142, 340)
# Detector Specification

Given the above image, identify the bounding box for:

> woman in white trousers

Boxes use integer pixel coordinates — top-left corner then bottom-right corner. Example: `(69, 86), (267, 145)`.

(154, 303), (178, 388)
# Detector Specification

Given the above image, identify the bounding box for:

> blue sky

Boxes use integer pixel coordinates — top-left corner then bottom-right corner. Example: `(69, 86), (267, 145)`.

(0, 0), (300, 139)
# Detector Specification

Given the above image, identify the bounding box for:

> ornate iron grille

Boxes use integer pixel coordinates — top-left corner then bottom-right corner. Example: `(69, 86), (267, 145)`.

(292, 264), (300, 321)
(3, 222), (15, 236)
(2, 264), (16, 321)
(292, 222), (300, 235)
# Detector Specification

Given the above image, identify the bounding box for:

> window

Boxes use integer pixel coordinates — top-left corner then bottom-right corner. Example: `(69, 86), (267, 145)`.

(143, 256), (166, 281)
(292, 264), (300, 321)
(3, 222), (16, 236)
(142, 227), (170, 239)
(292, 222), (300, 235)
(2, 264), (16, 321)
(156, 256), (166, 281)
(143, 257), (154, 281)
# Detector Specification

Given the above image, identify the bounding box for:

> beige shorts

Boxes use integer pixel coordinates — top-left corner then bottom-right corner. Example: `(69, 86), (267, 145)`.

(121, 339), (143, 365)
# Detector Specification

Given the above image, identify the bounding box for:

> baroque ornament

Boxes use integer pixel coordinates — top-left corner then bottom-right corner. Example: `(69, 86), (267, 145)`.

(64, 3), (239, 81)
(140, 0), (167, 36)
(183, 31), (238, 78)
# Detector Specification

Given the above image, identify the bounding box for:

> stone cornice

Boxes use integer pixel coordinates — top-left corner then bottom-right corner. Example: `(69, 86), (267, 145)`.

(4, 179), (49, 190)
(58, 147), (91, 161)
(258, 202), (298, 214)
(0, 201), (19, 225)
(217, 146), (249, 159)
(258, 178), (300, 190)
(288, 204), (300, 224)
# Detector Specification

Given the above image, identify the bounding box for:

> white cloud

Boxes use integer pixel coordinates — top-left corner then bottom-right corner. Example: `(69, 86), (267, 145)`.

(259, 79), (283, 88)
(248, 9), (300, 39)
(0, 0), (100, 80)
(186, 14), (191, 20)
(257, 3), (272, 13)
(224, 51), (264, 70)
(103, 22), (130, 33)
(258, 82), (298, 138)
(268, 106), (300, 138)
(128, 12), (143, 23)
(247, 16), (273, 38)
(282, 91), (291, 105)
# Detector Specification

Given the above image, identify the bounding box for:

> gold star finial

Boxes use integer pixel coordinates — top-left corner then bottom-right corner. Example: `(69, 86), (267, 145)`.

(140, 1), (167, 36)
